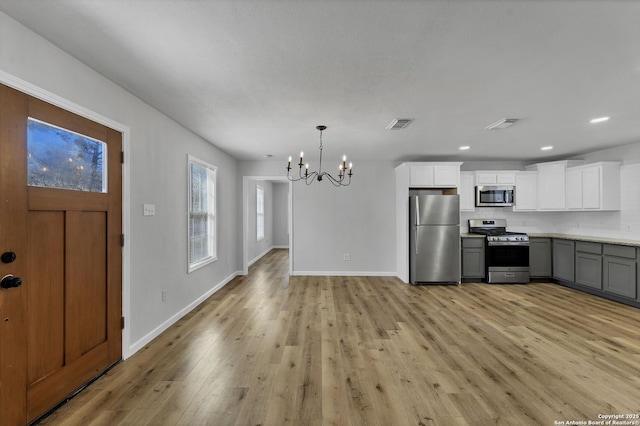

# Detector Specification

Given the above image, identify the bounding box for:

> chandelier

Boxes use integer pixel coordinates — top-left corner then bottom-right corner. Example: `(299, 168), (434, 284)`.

(286, 125), (353, 186)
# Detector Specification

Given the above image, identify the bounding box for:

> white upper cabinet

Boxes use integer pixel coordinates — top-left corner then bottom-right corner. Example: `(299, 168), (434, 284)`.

(409, 166), (434, 186)
(407, 163), (461, 188)
(459, 172), (475, 212)
(513, 171), (538, 211)
(566, 162), (620, 211)
(525, 160), (583, 211)
(566, 167), (583, 209)
(475, 171), (517, 186)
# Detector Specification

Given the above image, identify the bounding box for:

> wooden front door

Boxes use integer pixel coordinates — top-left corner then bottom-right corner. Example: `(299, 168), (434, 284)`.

(0, 84), (122, 424)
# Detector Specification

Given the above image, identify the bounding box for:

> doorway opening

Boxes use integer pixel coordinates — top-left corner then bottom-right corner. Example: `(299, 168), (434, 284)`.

(242, 176), (293, 275)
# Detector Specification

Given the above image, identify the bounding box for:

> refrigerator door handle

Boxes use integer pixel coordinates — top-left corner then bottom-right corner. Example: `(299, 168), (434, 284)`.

(415, 227), (419, 255)
(415, 197), (419, 226)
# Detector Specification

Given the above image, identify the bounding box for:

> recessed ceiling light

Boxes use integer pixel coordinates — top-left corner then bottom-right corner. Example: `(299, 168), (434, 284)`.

(589, 116), (610, 124)
(459, 146), (470, 150)
(541, 146), (553, 151)
(485, 118), (520, 130)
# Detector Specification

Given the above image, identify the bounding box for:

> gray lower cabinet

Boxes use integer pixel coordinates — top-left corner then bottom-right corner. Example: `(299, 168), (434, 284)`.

(549, 238), (640, 308)
(461, 237), (485, 280)
(553, 239), (575, 282)
(529, 238), (552, 278)
(575, 242), (602, 289)
(603, 244), (637, 300)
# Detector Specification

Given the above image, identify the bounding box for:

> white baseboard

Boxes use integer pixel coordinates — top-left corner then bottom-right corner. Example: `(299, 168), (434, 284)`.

(249, 246), (275, 266)
(291, 271), (397, 277)
(272, 245), (289, 249)
(125, 270), (241, 358)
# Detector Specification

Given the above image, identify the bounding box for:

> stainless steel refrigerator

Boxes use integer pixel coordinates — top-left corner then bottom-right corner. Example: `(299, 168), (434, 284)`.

(409, 194), (461, 284)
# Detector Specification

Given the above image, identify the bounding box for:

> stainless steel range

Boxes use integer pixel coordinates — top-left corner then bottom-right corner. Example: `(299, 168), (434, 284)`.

(468, 219), (530, 284)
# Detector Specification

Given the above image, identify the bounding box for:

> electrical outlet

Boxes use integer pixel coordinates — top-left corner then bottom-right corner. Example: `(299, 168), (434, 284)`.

(143, 204), (156, 216)
(162, 290), (167, 301)
(343, 253), (351, 261)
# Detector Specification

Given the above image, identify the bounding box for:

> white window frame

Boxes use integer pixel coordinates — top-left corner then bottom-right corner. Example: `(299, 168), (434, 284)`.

(187, 155), (217, 273)
(256, 184), (265, 241)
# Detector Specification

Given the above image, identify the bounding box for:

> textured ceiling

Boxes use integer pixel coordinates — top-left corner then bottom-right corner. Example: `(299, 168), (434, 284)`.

(1, 0), (639, 163)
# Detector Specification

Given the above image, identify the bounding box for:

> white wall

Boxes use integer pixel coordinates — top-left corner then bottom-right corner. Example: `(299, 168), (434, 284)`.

(0, 12), (240, 357)
(238, 160), (396, 275)
(273, 183), (289, 247)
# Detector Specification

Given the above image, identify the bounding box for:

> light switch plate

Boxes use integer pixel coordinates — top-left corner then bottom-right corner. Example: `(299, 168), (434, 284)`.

(143, 204), (155, 216)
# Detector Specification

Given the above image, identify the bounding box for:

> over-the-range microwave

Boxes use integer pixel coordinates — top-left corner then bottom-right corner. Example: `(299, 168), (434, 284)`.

(475, 185), (515, 207)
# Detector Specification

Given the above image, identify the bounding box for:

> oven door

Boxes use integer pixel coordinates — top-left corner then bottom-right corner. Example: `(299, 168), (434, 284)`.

(486, 242), (530, 283)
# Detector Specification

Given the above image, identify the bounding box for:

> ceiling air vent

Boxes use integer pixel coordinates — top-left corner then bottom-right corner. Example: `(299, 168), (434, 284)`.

(386, 118), (413, 130)
(485, 118), (520, 130)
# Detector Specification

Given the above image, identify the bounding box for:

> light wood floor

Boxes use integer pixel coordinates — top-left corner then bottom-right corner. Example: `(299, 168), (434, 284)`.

(38, 249), (640, 425)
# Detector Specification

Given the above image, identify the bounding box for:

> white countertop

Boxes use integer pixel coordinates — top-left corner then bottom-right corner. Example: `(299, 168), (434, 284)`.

(527, 233), (640, 247)
(461, 232), (640, 247)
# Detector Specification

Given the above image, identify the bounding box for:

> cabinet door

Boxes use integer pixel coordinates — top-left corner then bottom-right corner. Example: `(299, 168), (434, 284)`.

(575, 252), (602, 289)
(513, 172), (538, 211)
(462, 248), (484, 278)
(581, 166), (601, 209)
(496, 172), (516, 185)
(475, 172), (515, 185)
(566, 168), (582, 209)
(461, 238), (485, 279)
(461, 239), (485, 279)
(409, 166), (434, 187)
(552, 239), (575, 281)
(459, 172), (475, 211)
(433, 166), (459, 187)
(538, 164), (566, 210)
(475, 173), (497, 185)
(603, 256), (637, 299)
(529, 238), (551, 277)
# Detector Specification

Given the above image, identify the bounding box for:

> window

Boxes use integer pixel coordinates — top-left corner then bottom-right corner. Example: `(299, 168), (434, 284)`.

(27, 117), (107, 192)
(188, 155), (217, 272)
(256, 185), (265, 241)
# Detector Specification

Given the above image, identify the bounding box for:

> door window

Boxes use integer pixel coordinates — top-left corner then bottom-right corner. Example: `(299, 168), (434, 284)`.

(27, 117), (107, 192)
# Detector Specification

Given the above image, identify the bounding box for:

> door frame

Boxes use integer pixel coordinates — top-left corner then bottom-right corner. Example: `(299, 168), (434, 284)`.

(0, 70), (133, 359)
(242, 176), (293, 276)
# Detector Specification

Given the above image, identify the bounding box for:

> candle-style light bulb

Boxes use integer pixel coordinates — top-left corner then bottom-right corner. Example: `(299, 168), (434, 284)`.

(287, 156), (292, 169)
